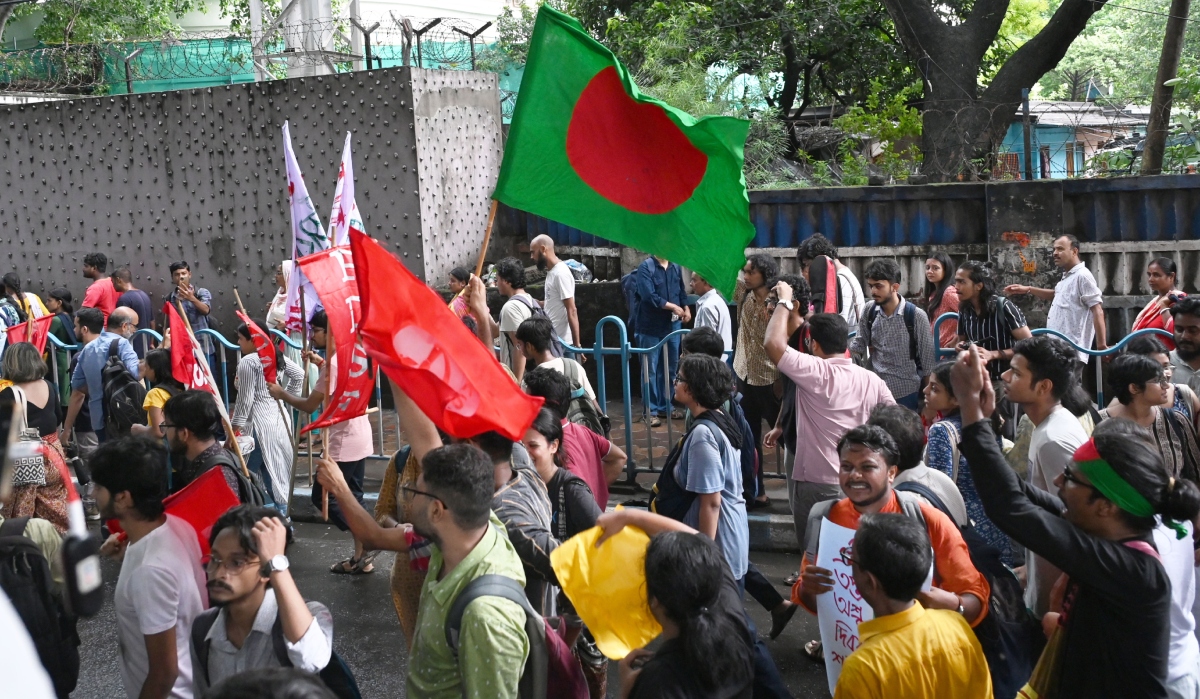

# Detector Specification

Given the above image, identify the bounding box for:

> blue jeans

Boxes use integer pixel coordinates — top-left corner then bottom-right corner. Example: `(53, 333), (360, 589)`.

(637, 326), (680, 416)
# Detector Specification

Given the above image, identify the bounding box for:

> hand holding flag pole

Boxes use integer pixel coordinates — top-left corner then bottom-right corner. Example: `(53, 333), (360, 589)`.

(474, 199), (499, 277)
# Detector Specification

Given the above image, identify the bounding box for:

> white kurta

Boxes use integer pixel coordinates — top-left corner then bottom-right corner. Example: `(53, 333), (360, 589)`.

(231, 354), (302, 503)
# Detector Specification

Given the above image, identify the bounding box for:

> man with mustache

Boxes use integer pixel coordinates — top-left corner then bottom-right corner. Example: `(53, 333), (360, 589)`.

(1169, 296), (1200, 395)
(190, 506), (333, 695)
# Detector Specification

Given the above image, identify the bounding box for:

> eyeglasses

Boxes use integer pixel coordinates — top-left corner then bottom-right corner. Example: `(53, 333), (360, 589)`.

(204, 553), (260, 575)
(402, 485), (446, 508)
(160, 422), (175, 430)
(1061, 466), (1094, 491)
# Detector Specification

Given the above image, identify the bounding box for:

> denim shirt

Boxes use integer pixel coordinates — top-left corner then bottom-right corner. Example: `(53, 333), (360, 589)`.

(634, 257), (686, 338)
(71, 332), (139, 431)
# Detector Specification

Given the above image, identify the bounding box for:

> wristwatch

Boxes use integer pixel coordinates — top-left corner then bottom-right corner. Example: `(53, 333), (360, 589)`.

(261, 555), (290, 576)
(779, 299), (794, 311)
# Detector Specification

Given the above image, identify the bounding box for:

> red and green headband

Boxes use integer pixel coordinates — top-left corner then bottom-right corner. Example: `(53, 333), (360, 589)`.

(1073, 439), (1186, 539)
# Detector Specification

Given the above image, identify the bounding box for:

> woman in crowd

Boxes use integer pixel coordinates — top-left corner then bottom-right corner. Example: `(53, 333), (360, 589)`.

(523, 407), (601, 541)
(924, 252), (959, 348)
(1099, 353), (1200, 482)
(1120, 334), (1200, 426)
(953, 344), (1200, 699)
(923, 360), (1014, 564)
(3, 273), (47, 319)
(232, 323), (300, 513)
(1132, 257), (1184, 349)
(44, 288), (76, 404)
(0, 343), (68, 533)
(130, 349), (184, 441)
(447, 267), (473, 320)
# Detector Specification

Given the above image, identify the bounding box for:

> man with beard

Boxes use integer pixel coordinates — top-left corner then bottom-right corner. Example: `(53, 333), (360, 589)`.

(92, 436), (207, 699)
(851, 259), (936, 409)
(1170, 296), (1200, 394)
(190, 506), (333, 695)
(530, 234), (582, 361)
(161, 390), (244, 500)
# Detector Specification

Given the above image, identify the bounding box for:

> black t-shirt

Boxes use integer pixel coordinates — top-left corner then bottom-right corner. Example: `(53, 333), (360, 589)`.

(546, 468), (602, 541)
(628, 571), (754, 699)
(0, 382), (61, 437)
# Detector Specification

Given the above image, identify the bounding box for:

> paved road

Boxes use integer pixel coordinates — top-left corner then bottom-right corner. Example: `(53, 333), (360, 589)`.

(75, 522), (831, 698)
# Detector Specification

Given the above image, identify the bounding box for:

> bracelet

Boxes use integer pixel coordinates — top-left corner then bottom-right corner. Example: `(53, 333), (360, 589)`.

(956, 601), (966, 616)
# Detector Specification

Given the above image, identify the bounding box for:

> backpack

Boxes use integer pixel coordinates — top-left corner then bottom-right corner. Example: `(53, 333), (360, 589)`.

(620, 273), (639, 335)
(0, 517), (80, 698)
(862, 300), (923, 373)
(102, 339), (147, 437)
(446, 574), (588, 699)
(649, 412), (741, 521)
(891, 482), (1045, 699)
(560, 359), (608, 437)
(191, 606), (362, 699)
(510, 295), (564, 358)
(199, 448), (271, 507)
(727, 393), (760, 501)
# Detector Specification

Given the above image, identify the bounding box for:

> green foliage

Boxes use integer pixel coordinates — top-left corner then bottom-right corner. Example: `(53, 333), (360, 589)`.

(14, 0), (199, 44)
(832, 82), (923, 180)
(980, 0), (1048, 85)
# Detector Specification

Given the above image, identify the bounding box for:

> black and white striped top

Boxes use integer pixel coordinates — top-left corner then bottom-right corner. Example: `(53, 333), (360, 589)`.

(957, 297), (1029, 379)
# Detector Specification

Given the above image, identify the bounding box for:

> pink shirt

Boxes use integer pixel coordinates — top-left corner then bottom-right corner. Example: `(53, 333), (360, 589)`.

(562, 420), (611, 508)
(82, 278), (117, 322)
(315, 360), (374, 462)
(776, 348), (895, 484)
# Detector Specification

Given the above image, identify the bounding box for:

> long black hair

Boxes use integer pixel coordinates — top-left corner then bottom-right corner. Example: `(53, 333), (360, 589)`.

(925, 252), (956, 313)
(237, 322), (285, 368)
(528, 407), (567, 470)
(2, 273), (27, 323)
(144, 349), (184, 393)
(958, 260), (998, 316)
(1092, 419), (1200, 533)
(644, 532), (753, 692)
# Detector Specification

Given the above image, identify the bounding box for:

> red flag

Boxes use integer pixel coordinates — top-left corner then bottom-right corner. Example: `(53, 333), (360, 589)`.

(106, 465), (240, 557)
(6, 316), (54, 354)
(167, 303), (217, 396)
(296, 247), (374, 432)
(235, 311), (278, 384)
(350, 230), (543, 441)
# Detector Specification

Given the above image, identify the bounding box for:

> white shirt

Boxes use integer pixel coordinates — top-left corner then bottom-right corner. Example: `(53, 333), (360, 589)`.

(0, 590), (56, 699)
(115, 515), (207, 699)
(498, 292), (534, 373)
(836, 266), (865, 327)
(543, 262), (576, 344)
(693, 289), (732, 353)
(1047, 262), (1104, 363)
(1152, 520), (1200, 684)
(531, 357), (596, 401)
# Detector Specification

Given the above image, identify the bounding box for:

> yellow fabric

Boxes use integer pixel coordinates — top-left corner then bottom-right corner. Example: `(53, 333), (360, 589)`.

(143, 387), (171, 412)
(549, 516), (662, 660)
(1018, 625), (1065, 699)
(833, 602), (992, 699)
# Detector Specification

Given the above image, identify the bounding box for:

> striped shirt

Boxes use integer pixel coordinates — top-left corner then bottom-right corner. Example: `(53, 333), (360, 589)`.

(957, 297), (1028, 379)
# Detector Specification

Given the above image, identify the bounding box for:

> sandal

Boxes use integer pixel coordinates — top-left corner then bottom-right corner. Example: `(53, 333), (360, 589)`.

(330, 553), (376, 575)
(784, 570), (801, 587)
(804, 639), (824, 663)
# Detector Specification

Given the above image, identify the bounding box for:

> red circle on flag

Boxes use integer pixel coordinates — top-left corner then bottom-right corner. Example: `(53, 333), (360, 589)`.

(566, 66), (708, 215)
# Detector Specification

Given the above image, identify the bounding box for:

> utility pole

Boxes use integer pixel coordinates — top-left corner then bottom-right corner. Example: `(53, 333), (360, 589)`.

(1022, 89), (1034, 181)
(1142, 0), (1191, 175)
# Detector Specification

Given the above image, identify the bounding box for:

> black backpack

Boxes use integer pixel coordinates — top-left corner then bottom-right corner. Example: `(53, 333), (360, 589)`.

(649, 412), (741, 521)
(727, 393), (760, 501)
(102, 339), (147, 437)
(0, 517), (80, 698)
(199, 448), (271, 507)
(893, 481), (1045, 699)
(192, 606), (362, 699)
(560, 359), (609, 437)
(510, 295), (563, 358)
(863, 300), (923, 372)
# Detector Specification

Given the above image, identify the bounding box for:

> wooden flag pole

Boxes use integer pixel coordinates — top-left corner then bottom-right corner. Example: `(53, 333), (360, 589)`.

(319, 327), (338, 522)
(473, 199), (499, 278)
(177, 301), (252, 479)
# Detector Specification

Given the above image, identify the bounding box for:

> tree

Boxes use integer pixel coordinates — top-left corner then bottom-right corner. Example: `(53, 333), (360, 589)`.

(879, 0), (1117, 178)
(10, 0), (199, 44)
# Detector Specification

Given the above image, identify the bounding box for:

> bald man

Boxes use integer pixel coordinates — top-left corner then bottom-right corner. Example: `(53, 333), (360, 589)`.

(530, 235), (584, 362)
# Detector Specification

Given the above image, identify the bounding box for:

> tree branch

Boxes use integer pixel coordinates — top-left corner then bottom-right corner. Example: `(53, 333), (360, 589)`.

(878, 0), (952, 65)
(963, 0), (1012, 60)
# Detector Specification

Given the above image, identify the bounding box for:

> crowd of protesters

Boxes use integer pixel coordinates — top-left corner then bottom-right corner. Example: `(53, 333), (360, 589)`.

(5, 234), (1200, 699)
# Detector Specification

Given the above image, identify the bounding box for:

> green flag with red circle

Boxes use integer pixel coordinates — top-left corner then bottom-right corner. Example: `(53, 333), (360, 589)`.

(493, 6), (755, 299)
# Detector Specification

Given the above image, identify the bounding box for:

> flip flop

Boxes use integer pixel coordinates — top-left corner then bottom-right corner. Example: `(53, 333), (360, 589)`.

(804, 639), (824, 662)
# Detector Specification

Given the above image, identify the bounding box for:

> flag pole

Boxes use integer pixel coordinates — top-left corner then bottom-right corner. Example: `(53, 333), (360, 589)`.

(232, 287), (294, 441)
(319, 328), (336, 522)
(296, 291), (314, 493)
(177, 301), (252, 479)
(473, 198), (499, 277)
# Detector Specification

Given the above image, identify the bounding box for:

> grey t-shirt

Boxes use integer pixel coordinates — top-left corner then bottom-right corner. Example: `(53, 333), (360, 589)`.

(675, 421), (749, 580)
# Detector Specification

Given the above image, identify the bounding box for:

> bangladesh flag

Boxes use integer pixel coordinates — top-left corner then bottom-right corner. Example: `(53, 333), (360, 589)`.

(493, 6), (754, 298)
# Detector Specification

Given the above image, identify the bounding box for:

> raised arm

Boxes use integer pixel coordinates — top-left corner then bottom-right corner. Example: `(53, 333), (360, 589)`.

(386, 378), (442, 464)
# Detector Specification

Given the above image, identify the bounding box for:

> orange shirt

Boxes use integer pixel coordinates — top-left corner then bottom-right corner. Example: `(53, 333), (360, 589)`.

(792, 492), (991, 626)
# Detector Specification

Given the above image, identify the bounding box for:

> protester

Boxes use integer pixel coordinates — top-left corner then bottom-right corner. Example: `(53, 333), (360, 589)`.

(92, 436), (207, 699)
(521, 367), (626, 508)
(191, 506), (334, 695)
(851, 258), (936, 408)
(1132, 257), (1185, 349)
(733, 253), (780, 505)
(922, 360), (1013, 562)
(3, 272), (48, 319)
(924, 252), (959, 348)
(869, 402), (970, 529)
(954, 260), (1031, 380)
(1099, 353), (1200, 482)
(495, 257), (536, 380)
(269, 310), (375, 574)
(793, 425), (990, 661)
(265, 261), (311, 384)
(129, 349), (184, 441)
(62, 307), (139, 444)
(1170, 296), (1200, 395)
(833, 513), (992, 699)
(691, 271), (732, 357)
(447, 267), (472, 320)
(515, 315), (597, 402)
(161, 390), (245, 497)
(1005, 235), (1108, 375)
(233, 324), (299, 513)
(165, 261), (215, 366)
(80, 252), (117, 321)
(530, 234), (583, 358)
(45, 288), (76, 403)
(1125, 334), (1200, 425)
(109, 306), (140, 341)
(112, 268), (155, 352)
(797, 233), (865, 326)
(0, 343), (69, 534)
(1002, 335), (1091, 616)
(952, 343), (1200, 699)
(634, 254), (689, 423)
(314, 440), (531, 698)
(523, 407), (602, 541)
(765, 282), (894, 576)
(762, 274), (813, 481)
(620, 530), (754, 699)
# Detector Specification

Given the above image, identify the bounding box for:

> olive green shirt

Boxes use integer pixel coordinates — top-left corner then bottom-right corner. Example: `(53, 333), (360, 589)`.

(406, 518), (530, 699)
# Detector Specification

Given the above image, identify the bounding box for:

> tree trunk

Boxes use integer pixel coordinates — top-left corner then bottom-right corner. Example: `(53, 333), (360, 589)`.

(1141, 0), (1191, 174)
(0, 6), (14, 43)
